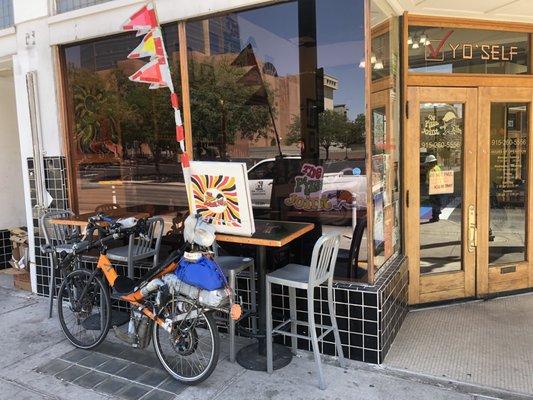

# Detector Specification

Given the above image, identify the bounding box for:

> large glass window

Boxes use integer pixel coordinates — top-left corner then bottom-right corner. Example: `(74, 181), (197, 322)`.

(60, 0), (403, 284)
(62, 25), (187, 219)
(370, 1), (401, 274)
(408, 26), (529, 74)
(186, 0), (369, 281)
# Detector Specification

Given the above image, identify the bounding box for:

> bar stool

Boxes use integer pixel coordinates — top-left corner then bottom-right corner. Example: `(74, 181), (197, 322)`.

(213, 242), (257, 362)
(265, 232), (346, 390)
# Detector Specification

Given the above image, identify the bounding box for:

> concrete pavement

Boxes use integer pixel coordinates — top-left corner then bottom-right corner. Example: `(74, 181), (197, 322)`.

(0, 276), (530, 400)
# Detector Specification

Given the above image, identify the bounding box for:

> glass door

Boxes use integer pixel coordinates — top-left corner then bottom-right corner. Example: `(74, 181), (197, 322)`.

(477, 87), (533, 295)
(405, 87), (477, 304)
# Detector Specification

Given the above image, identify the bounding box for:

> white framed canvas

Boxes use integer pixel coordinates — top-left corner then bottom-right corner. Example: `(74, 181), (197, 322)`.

(188, 161), (255, 236)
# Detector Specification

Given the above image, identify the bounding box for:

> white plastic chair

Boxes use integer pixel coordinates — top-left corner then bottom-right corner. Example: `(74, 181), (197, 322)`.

(265, 232), (346, 390)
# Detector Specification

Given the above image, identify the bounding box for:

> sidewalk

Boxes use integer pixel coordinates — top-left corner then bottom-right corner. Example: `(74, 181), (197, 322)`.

(0, 278), (530, 400)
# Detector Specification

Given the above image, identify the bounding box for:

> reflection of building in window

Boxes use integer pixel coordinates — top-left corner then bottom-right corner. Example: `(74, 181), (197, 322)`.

(323, 74), (338, 110)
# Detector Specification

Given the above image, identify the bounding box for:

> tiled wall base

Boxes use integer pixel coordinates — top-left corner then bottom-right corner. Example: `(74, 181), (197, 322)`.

(28, 156), (409, 365)
(0, 229), (12, 268)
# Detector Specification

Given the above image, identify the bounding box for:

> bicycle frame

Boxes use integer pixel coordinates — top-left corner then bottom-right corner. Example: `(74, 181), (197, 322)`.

(94, 253), (180, 334)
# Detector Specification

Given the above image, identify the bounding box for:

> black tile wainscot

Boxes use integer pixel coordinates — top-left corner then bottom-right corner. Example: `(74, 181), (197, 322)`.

(265, 256), (408, 364)
(0, 229), (12, 268)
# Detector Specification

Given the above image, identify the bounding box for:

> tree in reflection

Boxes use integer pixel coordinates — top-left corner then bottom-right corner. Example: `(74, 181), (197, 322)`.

(287, 110), (365, 160)
(188, 58), (273, 159)
(69, 67), (138, 156)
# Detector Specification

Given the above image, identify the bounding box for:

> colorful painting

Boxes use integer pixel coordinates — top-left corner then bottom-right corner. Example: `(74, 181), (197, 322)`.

(191, 175), (241, 227)
(189, 161), (255, 236)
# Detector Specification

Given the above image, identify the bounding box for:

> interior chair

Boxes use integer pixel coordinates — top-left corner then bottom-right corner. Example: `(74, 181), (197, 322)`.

(40, 209), (82, 318)
(106, 216), (164, 279)
(266, 232), (346, 390)
(336, 217), (367, 280)
(213, 241), (257, 363)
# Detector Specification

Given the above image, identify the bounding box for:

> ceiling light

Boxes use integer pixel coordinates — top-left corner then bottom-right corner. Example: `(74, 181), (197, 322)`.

(419, 34), (427, 43)
(370, 54), (377, 64)
(407, 36), (413, 45)
(374, 60), (384, 70)
(359, 60), (365, 68)
(412, 42), (419, 49)
(425, 38), (431, 46)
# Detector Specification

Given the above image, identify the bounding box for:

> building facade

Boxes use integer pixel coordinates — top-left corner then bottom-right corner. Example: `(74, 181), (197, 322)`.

(1, 0), (533, 365)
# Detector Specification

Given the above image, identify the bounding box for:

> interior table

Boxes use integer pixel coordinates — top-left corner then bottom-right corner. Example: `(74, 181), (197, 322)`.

(50, 209), (150, 229)
(216, 219), (314, 371)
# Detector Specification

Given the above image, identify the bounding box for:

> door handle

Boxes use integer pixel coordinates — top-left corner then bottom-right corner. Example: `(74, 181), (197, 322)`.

(468, 204), (477, 253)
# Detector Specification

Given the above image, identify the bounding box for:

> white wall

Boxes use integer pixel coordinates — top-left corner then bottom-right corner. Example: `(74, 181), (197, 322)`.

(0, 74), (26, 230)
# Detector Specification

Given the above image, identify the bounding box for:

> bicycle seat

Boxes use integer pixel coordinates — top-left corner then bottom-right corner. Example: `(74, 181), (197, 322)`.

(114, 275), (136, 294)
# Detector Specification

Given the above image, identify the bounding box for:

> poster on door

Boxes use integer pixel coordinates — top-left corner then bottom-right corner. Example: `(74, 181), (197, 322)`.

(428, 170), (454, 195)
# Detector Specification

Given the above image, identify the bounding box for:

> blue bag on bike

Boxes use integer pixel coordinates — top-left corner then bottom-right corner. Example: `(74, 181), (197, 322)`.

(175, 256), (227, 291)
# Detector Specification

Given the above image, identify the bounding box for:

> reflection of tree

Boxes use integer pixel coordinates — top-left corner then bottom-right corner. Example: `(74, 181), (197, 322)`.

(113, 65), (182, 174)
(286, 110), (365, 160)
(69, 60), (183, 176)
(188, 58), (272, 159)
(69, 67), (138, 155)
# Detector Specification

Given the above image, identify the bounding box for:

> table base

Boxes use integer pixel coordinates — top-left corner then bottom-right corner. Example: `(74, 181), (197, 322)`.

(236, 343), (293, 371)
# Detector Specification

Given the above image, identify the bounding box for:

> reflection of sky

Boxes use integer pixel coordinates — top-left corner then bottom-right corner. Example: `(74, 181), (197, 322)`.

(237, 0), (365, 119)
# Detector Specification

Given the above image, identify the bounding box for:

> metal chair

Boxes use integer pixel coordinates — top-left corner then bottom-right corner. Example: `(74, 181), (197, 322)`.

(95, 203), (122, 213)
(40, 209), (82, 318)
(266, 232), (346, 390)
(106, 217), (164, 279)
(213, 242), (257, 363)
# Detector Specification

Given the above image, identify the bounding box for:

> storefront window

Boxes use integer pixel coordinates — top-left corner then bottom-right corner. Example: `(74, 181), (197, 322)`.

(370, 1), (401, 273)
(62, 25), (187, 218)
(408, 26), (529, 74)
(186, 0), (368, 281)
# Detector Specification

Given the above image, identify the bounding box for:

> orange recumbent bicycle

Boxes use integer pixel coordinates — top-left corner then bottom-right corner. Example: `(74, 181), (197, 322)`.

(56, 213), (240, 384)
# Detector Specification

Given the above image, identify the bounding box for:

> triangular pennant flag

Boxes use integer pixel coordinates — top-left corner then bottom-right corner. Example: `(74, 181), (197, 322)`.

(129, 58), (164, 85)
(128, 28), (165, 59)
(122, 3), (158, 33)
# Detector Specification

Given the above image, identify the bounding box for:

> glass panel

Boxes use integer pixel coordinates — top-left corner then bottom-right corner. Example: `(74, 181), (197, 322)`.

(62, 25), (187, 218)
(0, 0), (13, 29)
(489, 103), (528, 265)
(186, 0), (369, 282)
(370, 0), (401, 274)
(408, 26), (529, 75)
(57, 0), (112, 14)
(419, 103), (464, 274)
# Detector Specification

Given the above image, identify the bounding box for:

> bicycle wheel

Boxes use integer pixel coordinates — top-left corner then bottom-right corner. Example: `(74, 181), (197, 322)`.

(57, 269), (111, 349)
(153, 298), (220, 384)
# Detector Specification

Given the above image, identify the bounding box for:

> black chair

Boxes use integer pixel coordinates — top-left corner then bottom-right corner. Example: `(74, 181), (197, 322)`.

(335, 216), (367, 280)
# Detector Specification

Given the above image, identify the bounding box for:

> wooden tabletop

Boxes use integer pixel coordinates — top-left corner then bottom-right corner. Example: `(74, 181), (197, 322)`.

(50, 210), (150, 227)
(215, 219), (314, 248)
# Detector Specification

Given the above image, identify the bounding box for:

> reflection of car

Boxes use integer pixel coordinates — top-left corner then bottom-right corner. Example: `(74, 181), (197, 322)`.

(247, 157), (367, 223)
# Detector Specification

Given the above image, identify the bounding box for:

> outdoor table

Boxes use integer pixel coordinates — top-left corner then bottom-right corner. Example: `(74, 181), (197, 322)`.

(216, 219), (314, 371)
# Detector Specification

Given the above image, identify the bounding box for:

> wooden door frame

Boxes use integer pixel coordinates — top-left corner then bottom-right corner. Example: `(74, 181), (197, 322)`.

(405, 86), (478, 305)
(477, 87), (533, 295)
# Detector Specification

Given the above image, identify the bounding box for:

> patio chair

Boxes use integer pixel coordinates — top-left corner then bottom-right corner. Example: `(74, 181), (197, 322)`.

(40, 209), (82, 318)
(95, 203), (122, 213)
(106, 216), (164, 279)
(213, 241), (257, 363)
(266, 232), (346, 390)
